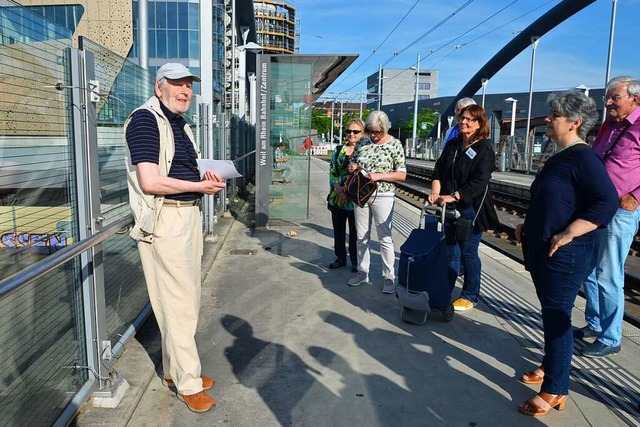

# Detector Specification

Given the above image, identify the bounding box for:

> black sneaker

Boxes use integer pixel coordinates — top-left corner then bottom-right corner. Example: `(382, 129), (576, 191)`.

(328, 259), (346, 269)
(573, 326), (599, 343)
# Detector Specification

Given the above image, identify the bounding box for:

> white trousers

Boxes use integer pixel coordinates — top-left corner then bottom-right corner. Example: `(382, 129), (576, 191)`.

(354, 194), (396, 280)
(138, 205), (204, 395)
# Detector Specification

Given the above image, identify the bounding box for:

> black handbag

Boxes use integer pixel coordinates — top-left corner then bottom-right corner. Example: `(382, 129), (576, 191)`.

(345, 168), (378, 208)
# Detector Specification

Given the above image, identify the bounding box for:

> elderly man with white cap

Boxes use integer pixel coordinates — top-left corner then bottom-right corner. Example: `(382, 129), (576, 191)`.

(124, 63), (225, 412)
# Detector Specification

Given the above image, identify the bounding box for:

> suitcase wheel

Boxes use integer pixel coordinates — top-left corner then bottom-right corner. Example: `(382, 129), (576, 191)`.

(441, 303), (454, 322)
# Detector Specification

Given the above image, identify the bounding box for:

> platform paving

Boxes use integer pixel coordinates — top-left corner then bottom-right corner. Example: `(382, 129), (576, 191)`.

(75, 158), (640, 426)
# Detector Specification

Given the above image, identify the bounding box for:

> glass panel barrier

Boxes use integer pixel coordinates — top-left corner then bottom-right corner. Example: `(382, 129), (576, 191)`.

(0, 3), (87, 425)
(80, 38), (155, 344)
(268, 61), (312, 221)
(0, 258), (87, 426)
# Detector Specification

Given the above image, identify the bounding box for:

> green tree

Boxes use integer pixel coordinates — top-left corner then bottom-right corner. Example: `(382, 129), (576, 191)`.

(342, 109), (371, 128)
(401, 107), (439, 138)
(311, 108), (331, 136)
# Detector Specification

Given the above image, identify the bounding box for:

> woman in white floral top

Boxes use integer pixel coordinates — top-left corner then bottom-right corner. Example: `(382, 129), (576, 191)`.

(347, 111), (406, 294)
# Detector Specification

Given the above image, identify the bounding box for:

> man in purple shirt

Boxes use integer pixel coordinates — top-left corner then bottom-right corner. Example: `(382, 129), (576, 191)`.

(576, 76), (640, 358)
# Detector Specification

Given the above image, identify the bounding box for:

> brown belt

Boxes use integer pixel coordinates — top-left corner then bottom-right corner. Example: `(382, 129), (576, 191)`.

(163, 199), (201, 207)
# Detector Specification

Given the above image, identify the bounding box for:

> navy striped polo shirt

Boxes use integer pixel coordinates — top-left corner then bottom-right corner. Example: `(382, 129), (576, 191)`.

(126, 101), (202, 201)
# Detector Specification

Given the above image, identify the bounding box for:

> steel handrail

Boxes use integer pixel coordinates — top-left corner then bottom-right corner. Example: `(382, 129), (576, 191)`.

(0, 215), (133, 298)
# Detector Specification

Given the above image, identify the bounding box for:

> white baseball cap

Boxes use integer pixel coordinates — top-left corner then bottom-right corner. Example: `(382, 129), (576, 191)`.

(155, 63), (201, 82)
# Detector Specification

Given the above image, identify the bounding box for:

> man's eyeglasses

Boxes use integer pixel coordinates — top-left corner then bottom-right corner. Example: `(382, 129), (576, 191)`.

(368, 129), (384, 135)
(603, 94), (630, 102)
(458, 116), (477, 123)
(345, 129), (362, 135)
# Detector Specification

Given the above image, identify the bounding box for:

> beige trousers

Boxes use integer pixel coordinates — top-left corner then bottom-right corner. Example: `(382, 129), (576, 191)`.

(138, 205), (204, 395)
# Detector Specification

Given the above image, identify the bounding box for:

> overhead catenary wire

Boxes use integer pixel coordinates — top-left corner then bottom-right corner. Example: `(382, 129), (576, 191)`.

(332, 0), (423, 90)
(334, 0), (481, 97)
(333, 0), (559, 99)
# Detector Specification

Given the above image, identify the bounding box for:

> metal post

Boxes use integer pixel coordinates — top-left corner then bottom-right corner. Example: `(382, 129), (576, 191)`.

(509, 102), (517, 138)
(481, 78), (489, 108)
(603, 0), (618, 122)
(339, 100), (344, 142)
(70, 48), (127, 400)
(525, 36), (540, 174)
(249, 73), (257, 125)
(200, 1), (215, 224)
(330, 100), (335, 146)
(138, 0), (148, 69)
(411, 54), (420, 155)
(230, 0), (237, 115)
(377, 64), (382, 110)
(359, 90), (364, 119)
(436, 112), (442, 150)
(505, 97), (518, 171)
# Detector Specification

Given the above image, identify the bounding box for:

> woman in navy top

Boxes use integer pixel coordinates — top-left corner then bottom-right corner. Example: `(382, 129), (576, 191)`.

(515, 90), (618, 416)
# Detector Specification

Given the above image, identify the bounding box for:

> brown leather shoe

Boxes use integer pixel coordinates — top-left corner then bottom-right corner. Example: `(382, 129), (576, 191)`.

(520, 366), (544, 384)
(177, 390), (216, 413)
(162, 375), (215, 390)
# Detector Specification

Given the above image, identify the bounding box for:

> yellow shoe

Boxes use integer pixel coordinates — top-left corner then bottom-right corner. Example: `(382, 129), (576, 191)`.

(452, 298), (476, 312)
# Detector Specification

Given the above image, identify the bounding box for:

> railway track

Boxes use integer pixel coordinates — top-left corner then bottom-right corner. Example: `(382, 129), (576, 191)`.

(395, 173), (640, 327)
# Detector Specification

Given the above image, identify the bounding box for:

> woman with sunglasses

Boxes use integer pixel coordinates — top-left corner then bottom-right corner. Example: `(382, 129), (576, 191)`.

(347, 111), (406, 294)
(515, 90), (617, 417)
(327, 119), (366, 272)
(428, 105), (500, 312)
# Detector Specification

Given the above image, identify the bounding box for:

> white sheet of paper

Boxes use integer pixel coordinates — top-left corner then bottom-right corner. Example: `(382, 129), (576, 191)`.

(196, 159), (242, 180)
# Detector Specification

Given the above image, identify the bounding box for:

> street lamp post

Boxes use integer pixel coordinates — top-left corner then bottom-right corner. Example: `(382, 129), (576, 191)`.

(377, 64), (383, 110)
(505, 97), (518, 172)
(236, 42), (263, 120)
(481, 78), (489, 108)
(411, 54), (421, 156)
(435, 112), (442, 156)
(604, 0), (618, 122)
(525, 36), (540, 174)
(330, 100), (335, 146)
(339, 100), (344, 142)
(575, 84), (590, 97)
(359, 90), (365, 119)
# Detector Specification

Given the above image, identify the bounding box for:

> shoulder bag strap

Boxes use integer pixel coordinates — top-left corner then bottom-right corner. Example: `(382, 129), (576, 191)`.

(602, 121), (632, 162)
(472, 186), (488, 226)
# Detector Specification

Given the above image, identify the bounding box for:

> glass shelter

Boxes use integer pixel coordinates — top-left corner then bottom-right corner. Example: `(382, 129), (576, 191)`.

(254, 54), (357, 227)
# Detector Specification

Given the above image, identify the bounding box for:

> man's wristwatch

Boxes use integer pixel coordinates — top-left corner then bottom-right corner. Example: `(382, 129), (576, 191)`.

(450, 192), (459, 201)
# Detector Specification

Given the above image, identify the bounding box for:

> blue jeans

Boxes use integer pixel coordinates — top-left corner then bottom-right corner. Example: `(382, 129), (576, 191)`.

(527, 237), (597, 395)
(445, 207), (482, 302)
(583, 207), (640, 347)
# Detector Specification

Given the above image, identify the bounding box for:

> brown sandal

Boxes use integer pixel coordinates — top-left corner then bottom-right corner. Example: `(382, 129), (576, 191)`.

(519, 392), (567, 416)
(520, 366), (544, 384)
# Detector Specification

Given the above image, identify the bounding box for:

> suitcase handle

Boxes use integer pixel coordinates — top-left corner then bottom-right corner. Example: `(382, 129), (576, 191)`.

(420, 202), (460, 228)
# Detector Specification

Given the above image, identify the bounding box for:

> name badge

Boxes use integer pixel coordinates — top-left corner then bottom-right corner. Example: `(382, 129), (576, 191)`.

(466, 147), (477, 159)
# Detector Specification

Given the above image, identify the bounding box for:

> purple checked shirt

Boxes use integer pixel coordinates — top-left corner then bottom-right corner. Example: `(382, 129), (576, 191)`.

(593, 106), (640, 201)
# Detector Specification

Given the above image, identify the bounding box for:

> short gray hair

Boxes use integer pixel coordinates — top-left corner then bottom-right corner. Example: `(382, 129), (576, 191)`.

(547, 90), (597, 139)
(606, 76), (640, 96)
(365, 110), (390, 133)
(455, 97), (476, 112)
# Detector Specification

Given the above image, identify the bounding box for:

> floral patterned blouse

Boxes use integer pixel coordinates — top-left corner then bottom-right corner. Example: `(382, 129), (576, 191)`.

(328, 144), (356, 210)
(350, 136), (406, 194)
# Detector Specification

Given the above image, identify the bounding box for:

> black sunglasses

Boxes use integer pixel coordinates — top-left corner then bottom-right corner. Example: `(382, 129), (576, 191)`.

(345, 129), (362, 135)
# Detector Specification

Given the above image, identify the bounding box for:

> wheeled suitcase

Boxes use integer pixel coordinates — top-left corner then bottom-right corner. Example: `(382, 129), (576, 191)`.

(396, 203), (458, 324)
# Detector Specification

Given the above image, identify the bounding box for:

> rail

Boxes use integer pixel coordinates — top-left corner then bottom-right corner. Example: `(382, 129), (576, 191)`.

(0, 215), (134, 298)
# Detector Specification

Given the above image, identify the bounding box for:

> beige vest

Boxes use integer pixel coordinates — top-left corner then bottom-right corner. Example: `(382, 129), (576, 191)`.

(123, 96), (200, 242)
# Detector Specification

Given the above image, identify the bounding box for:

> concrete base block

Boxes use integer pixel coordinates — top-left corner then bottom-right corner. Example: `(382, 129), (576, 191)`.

(204, 233), (220, 243)
(92, 378), (130, 409)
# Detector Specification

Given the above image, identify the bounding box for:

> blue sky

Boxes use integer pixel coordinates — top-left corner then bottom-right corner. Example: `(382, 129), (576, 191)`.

(296, 0), (637, 101)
